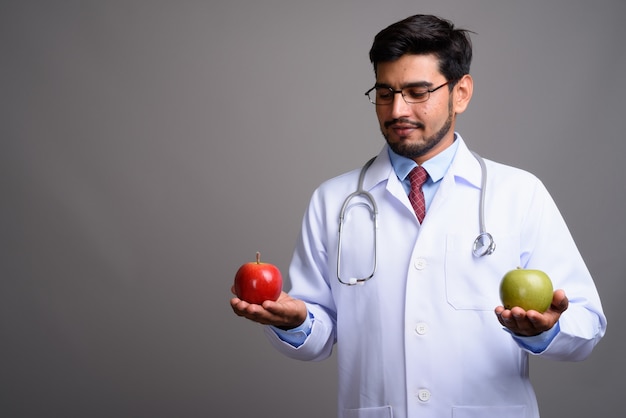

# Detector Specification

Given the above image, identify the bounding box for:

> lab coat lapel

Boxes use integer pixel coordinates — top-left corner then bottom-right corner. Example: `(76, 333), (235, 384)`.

(358, 140), (484, 219)
(420, 138), (484, 222)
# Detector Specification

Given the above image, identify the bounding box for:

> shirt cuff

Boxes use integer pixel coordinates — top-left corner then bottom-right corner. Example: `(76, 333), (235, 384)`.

(269, 311), (314, 348)
(508, 321), (560, 353)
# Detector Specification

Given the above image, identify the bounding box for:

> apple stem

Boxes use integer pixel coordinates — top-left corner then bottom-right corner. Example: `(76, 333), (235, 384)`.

(256, 251), (261, 264)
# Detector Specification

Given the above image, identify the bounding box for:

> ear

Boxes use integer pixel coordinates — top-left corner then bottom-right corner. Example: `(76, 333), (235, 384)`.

(452, 74), (473, 114)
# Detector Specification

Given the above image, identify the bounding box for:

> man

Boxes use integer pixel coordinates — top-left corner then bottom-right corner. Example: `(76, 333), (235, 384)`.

(230, 14), (606, 418)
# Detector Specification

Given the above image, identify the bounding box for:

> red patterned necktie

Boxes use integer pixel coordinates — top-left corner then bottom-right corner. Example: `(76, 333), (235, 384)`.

(409, 166), (428, 223)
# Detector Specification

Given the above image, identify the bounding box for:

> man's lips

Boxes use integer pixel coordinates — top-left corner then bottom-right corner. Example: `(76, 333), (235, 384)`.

(384, 118), (424, 129)
(384, 118), (424, 135)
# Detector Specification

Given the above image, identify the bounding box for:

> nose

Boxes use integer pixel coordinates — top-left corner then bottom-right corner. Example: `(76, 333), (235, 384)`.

(390, 91), (412, 118)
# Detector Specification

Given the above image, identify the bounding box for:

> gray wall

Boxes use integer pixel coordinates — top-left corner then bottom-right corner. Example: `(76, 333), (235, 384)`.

(2, 1), (624, 417)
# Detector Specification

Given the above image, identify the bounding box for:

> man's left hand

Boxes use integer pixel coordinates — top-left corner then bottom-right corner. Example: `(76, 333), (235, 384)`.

(495, 289), (569, 336)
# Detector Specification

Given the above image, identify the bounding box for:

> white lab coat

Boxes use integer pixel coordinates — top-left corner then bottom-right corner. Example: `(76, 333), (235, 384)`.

(264, 137), (606, 418)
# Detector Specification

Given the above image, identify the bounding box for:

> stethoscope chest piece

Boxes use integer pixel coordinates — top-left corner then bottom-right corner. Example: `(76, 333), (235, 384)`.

(473, 232), (496, 257)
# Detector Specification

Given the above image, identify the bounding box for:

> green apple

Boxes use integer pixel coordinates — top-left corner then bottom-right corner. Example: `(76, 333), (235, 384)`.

(499, 267), (554, 313)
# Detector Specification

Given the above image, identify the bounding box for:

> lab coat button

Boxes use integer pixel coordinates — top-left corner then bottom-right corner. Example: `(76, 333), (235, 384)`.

(414, 258), (426, 270)
(417, 389), (431, 402)
(415, 322), (429, 335)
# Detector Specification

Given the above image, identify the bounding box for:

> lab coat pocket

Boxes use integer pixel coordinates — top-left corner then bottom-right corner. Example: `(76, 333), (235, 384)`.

(452, 405), (525, 417)
(445, 233), (519, 310)
(342, 405), (393, 418)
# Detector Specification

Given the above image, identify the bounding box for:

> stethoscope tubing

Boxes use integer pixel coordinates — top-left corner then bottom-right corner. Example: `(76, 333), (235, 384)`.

(337, 157), (378, 285)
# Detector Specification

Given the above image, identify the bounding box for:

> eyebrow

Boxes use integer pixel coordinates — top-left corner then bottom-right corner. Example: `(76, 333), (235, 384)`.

(374, 81), (434, 89)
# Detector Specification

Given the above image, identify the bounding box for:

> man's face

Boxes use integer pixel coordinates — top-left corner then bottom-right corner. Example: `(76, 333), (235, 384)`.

(374, 54), (457, 164)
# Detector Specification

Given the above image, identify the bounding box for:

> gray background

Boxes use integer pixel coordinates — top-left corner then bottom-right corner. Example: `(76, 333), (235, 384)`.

(2, 0), (624, 417)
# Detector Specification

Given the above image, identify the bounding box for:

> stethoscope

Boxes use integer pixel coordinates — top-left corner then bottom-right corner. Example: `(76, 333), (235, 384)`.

(337, 151), (495, 285)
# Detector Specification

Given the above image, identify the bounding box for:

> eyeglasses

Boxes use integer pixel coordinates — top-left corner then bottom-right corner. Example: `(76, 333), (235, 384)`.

(365, 80), (455, 105)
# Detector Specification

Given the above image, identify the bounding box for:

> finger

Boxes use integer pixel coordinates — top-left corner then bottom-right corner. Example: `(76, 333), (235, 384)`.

(494, 306), (507, 326)
(262, 300), (285, 315)
(231, 298), (264, 317)
(551, 289), (569, 314)
(525, 310), (548, 328)
(501, 307), (534, 334)
(230, 298), (248, 317)
(238, 304), (273, 323)
(496, 308), (520, 329)
(231, 308), (245, 318)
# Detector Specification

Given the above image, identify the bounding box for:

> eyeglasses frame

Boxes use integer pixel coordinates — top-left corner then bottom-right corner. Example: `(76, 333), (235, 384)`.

(364, 80), (456, 105)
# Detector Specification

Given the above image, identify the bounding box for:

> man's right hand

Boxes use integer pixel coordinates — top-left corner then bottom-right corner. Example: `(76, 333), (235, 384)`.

(230, 288), (308, 330)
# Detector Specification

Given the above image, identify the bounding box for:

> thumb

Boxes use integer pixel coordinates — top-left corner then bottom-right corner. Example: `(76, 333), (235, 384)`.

(552, 289), (569, 314)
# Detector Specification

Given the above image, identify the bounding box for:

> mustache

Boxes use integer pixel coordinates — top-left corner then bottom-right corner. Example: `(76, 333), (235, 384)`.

(384, 118), (424, 129)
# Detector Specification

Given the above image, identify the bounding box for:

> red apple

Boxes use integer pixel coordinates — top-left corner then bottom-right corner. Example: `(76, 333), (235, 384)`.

(234, 252), (283, 305)
(499, 267), (554, 313)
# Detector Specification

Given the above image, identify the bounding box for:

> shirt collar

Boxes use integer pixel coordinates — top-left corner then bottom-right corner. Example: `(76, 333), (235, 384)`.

(388, 133), (460, 183)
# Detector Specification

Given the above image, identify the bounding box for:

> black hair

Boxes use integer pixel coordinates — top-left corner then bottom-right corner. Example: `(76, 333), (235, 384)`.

(369, 14), (474, 82)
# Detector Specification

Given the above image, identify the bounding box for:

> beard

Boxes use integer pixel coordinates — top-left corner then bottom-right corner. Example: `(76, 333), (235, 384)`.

(382, 99), (454, 159)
